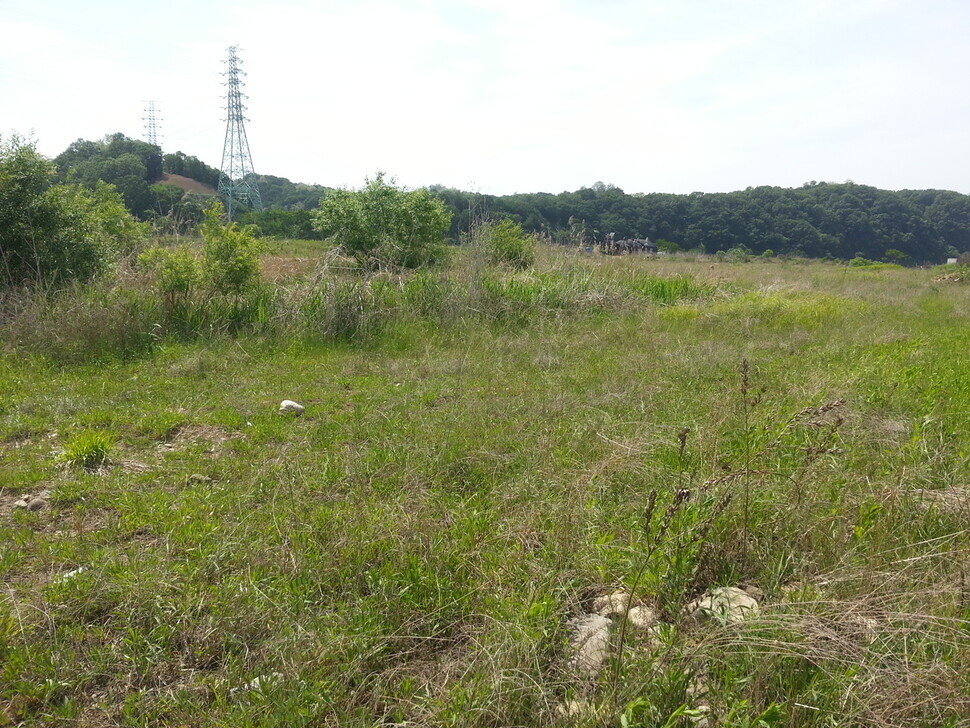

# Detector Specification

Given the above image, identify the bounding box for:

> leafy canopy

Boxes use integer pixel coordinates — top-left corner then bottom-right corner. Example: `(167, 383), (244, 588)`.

(0, 136), (146, 288)
(312, 172), (451, 270)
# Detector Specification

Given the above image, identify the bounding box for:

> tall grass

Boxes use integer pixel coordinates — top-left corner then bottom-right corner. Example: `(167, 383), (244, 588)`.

(0, 248), (724, 361)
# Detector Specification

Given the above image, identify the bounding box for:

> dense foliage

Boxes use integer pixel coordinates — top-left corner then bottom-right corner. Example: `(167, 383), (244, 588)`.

(1, 137), (146, 288)
(54, 134), (218, 223)
(312, 173), (452, 269)
(161, 150), (220, 188)
(50, 133), (970, 264)
(55, 133), (163, 217)
(236, 209), (323, 240)
(253, 174), (330, 210)
(432, 181), (970, 263)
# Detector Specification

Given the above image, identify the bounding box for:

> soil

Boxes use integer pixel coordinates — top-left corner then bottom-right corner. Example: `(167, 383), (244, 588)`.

(156, 173), (219, 196)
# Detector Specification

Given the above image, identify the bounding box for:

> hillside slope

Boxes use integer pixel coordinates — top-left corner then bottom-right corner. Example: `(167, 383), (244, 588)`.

(156, 172), (218, 196)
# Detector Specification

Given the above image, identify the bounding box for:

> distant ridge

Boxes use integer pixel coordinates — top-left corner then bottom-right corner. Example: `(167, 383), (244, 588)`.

(157, 173), (218, 196)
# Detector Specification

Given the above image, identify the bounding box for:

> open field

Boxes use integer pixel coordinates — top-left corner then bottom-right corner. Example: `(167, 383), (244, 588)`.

(2, 249), (969, 727)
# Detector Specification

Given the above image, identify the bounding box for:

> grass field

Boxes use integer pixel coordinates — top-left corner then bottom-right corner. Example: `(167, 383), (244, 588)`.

(2, 247), (969, 727)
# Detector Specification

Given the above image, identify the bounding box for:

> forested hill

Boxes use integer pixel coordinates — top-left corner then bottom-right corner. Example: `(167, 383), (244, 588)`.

(53, 133), (327, 222)
(431, 182), (970, 264)
(53, 134), (969, 263)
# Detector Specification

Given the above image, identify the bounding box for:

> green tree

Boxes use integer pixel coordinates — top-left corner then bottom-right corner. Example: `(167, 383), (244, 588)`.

(312, 173), (452, 269)
(884, 248), (908, 264)
(0, 137), (146, 288)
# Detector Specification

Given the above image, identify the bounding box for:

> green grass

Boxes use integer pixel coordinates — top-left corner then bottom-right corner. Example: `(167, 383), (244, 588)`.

(57, 430), (116, 470)
(1, 250), (969, 726)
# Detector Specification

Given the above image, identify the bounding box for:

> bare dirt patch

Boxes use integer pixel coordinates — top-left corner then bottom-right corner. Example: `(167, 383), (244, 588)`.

(156, 173), (218, 196)
(157, 424), (244, 456)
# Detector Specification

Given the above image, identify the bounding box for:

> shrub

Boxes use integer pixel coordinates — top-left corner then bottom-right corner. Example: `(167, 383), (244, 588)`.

(719, 245), (752, 263)
(479, 218), (536, 269)
(311, 173), (451, 270)
(655, 239), (682, 253)
(200, 202), (265, 295)
(137, 245), (200, 311)
(883, 248), (908, 264)
(0, 137), (146, 288)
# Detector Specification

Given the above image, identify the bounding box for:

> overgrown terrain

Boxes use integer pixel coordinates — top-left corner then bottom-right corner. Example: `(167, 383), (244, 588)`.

(2, 242), (969, 726)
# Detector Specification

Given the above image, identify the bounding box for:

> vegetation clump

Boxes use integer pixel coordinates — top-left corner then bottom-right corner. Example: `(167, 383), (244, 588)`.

(478, 218), (537, 269)
(0, 137), (146, 289)
(57, 430), (115, 470)
(311, 172), (451, 270)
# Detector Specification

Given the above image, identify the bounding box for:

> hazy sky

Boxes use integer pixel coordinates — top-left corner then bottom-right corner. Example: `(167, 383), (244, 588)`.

(1, 0), (968, 195)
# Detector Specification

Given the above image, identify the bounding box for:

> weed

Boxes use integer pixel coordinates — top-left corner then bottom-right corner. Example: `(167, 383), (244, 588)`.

(58, 429), (115, 470)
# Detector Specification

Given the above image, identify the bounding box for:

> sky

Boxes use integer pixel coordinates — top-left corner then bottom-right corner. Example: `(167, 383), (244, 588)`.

(1, 0), (968, 196)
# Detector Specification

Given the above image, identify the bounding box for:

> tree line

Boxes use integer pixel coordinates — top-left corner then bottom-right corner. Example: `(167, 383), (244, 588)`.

(430, 181), (970, 264)
(52, 134), (970, 263)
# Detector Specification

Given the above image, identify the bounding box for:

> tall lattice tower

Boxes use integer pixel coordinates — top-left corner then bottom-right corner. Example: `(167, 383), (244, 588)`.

(143, 101), (161, 147)
(218, 46), (262, 219)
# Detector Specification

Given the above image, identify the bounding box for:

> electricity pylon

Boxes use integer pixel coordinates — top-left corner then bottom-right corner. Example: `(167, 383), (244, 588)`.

(143, 101), (161, 147)
(218, 46), (262, 220)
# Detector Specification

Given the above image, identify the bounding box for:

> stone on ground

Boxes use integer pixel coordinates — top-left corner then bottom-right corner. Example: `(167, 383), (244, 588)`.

(567, 614), (611, 678)
(592, 590), (631, 617)
(625, 605), (659, 629)
(688, 586), (760, 624)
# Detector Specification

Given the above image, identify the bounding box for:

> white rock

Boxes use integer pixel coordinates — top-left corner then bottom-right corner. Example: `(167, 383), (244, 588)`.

(625, 605), (659, 629)
(558, 699), (593, 717)
(592, 590), (631, 617)
(278, 400), (305, 416)
(688, 586), (760, 624)
(567, 614), (612, 678)
(230, 672), (284, 697)
(58, 567), (87, 582)
(12, 499), (29, 510)
(688, 705), (711, 728)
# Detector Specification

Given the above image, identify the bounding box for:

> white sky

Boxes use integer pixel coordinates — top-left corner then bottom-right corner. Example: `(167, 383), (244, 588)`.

(1, 0), (968, 195)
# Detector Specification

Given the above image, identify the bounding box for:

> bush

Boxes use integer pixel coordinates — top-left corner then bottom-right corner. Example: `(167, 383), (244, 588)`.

(137, 245), (200, 311)
(479, 218), (536, 269)
(716, 246), (751, 263)
(311, 172), (451, 270)
(0, 137), (146, 288)
(655, 239), (682, 253)
(200, 202), (264, 295)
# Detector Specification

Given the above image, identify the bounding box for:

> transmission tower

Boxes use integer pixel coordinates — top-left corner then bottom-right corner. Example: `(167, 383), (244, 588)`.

(218, 46), (262, 220)
(143, 101), (162, 147)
